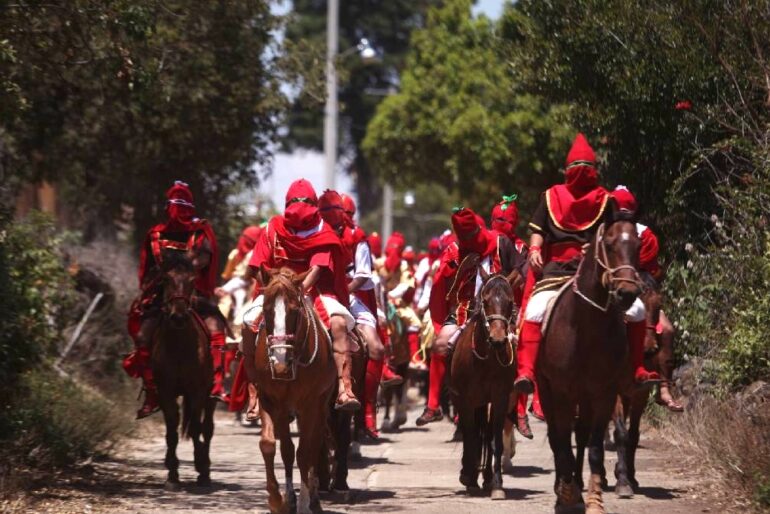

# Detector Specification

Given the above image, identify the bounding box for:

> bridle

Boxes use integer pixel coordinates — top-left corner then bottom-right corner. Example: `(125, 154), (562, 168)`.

(573, 222), (644, 312)
(470, 274), (515, 367)
(263, 277), (327, 381)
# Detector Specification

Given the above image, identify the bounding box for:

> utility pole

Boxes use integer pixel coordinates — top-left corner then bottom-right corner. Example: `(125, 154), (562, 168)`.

(324, 0), (339, 190)
(382, 183), (393, 243)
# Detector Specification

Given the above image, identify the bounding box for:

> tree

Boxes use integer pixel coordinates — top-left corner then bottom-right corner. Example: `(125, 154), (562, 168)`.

(282, 0), (436, 214)
(362, 0), (573, 215)
(0, 0), (283, 243)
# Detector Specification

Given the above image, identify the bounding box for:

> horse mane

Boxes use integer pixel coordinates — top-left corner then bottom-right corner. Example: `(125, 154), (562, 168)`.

(263, 268), (301, 297)
(161, 250), (194, 273)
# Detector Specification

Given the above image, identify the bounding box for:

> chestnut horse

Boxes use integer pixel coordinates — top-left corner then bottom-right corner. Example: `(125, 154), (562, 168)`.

(537, 208), (643, 514)
(246, 269), (336, 514)
(151, 254), (216, 489)
(450, 268), (518, 500)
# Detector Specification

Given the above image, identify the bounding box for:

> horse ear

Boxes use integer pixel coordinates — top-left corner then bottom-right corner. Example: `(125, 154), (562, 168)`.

(506, 269), (524, 293)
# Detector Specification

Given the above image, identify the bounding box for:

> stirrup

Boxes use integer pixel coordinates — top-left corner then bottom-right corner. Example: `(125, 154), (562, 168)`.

(136, 404), (160, 420)
(515, 414), (534, 440)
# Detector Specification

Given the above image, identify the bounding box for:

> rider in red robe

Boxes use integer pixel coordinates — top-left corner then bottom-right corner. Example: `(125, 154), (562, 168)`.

(124, 181), (226, 419)
(417, 207), (525, 426)
(318, 191), (404, 439)
(515, 135), (660, 409)
(245, 179), (360, 411)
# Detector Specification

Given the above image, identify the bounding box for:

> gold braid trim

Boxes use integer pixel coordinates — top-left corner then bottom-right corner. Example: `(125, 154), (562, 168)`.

(545, 189), (609, 233)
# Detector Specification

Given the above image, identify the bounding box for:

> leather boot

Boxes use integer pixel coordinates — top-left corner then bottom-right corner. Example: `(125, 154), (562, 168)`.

(334, 351), (361, 411)
(514, 320), (541, 395)
(628, 321), (661, 384)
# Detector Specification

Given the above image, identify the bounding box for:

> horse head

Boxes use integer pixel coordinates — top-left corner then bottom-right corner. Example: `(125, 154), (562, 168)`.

(161, 252), (196, 327)
(262, 268), (311, 378)
(593, 199), (643, 311)
(476, 267), (517, 348)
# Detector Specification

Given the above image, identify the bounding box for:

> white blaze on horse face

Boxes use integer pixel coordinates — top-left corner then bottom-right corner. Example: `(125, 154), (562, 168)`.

(621, 232), (631, 242)
(271, 295), (289, 368)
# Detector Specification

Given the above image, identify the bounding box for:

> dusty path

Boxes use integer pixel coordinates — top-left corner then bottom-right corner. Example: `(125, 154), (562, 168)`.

(30, 393), (715, 514)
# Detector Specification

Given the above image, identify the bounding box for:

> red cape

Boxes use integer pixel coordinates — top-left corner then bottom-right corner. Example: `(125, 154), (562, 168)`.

(342, 225), (368, 255)
(138, 218), (218, 296)
(250, 216), (351, 305)
(545, 184), (609, 232)
(428, 242), (459, 331)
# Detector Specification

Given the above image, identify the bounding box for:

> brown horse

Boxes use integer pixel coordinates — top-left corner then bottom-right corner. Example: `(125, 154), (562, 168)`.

(151, 254), (216, 490)
(380, 303), (412, 432)
(322, 328), (366, 494)
(245, 269), (337, 514)
(449, 269), (518, 499)
(538, 207), (643, 514)
(610, 275), (675, 496)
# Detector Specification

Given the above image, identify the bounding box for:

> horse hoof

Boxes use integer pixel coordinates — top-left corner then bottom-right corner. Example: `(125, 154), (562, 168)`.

(503, 457), (514, 474)
(196, 475), (212, 487)
(491, 488), (506, 500)
(164, 480), (181, 492)
(466, 485), (482, 496)
(600, 476), (609, 491)
(615, 481), (634, 498)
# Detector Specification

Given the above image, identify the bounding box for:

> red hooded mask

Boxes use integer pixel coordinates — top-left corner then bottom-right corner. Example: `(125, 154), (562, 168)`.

(490, 195), (519, 241)
(564, 133), (599, 195)
(284, 179), (321, 232)
(368, 232), (382, 258)
(341, 193), (356, 228)
(452, 208), (496, 258)
(403, 246), (416, 267)
(428, 237), (441, 262)
(611, 185), (638, 215)
(384, 232), (406, 273)
(237, 225), (262, 258)
(318, 189), (346, 231)
(546, 134), (609, 232)
(164, 181), (196, 231)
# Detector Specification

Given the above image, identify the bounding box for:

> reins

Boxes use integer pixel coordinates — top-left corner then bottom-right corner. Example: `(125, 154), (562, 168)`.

(262, 274), (328, 380)
(470, 274), (515, 367)
(573, 223), (644, 313)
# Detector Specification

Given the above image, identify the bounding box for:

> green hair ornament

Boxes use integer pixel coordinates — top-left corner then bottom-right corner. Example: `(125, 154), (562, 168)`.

(500, 194), (518, 211)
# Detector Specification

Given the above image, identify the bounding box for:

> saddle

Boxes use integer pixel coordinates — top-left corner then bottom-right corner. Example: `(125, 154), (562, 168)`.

(540, 277), (575, 336)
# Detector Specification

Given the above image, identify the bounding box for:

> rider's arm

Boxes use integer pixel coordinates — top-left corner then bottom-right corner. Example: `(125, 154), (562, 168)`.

(191, 238), (212, 271)
(349, 241), (372, 293)
(527, 195), (548, 273)
(302, 265), (322, 292)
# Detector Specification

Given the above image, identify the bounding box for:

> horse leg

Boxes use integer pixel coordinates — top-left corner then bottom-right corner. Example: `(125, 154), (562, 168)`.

(332, 411), (353, 493)
(585, 396), (615, 514)
(160, 395), (181, 490)
(458, 406), (480, 493)
(381, 384), (393, 432)
(275, 411), (297, 512)
(614, 396), (634, 498)
(574, 401), (591, 491)
(546, 390), (582, 510)
(481, 406), (494, 492)
(184, 391), (214, 486)
(627, 392), (646, 491)
(297, 402), (326, 514)
(490, 399), (507, 500)
(259, 406), (284, 514)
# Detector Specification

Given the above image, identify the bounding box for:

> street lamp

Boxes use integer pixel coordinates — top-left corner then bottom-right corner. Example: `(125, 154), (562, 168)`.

(324, 0), (380, 190)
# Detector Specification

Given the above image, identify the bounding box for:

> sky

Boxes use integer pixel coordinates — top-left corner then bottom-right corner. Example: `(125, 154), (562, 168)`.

(261, 1), (506, 211)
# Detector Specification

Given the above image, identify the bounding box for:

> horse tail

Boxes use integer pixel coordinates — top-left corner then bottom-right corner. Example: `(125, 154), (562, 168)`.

(478, 405), (491, 475)
(181, 394), (193, 439)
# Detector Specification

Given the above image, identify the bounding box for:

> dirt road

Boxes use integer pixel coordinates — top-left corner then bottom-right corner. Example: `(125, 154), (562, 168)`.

(15, 392), (717, 514)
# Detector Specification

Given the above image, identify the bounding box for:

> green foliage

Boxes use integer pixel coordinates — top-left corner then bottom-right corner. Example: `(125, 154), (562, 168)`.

(363, 0), (572, 210)
(1, 367), (126, 469)
(0, 212), (75, 389)
(282, 0), (438, 212)
(0, 1), (282, 241)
